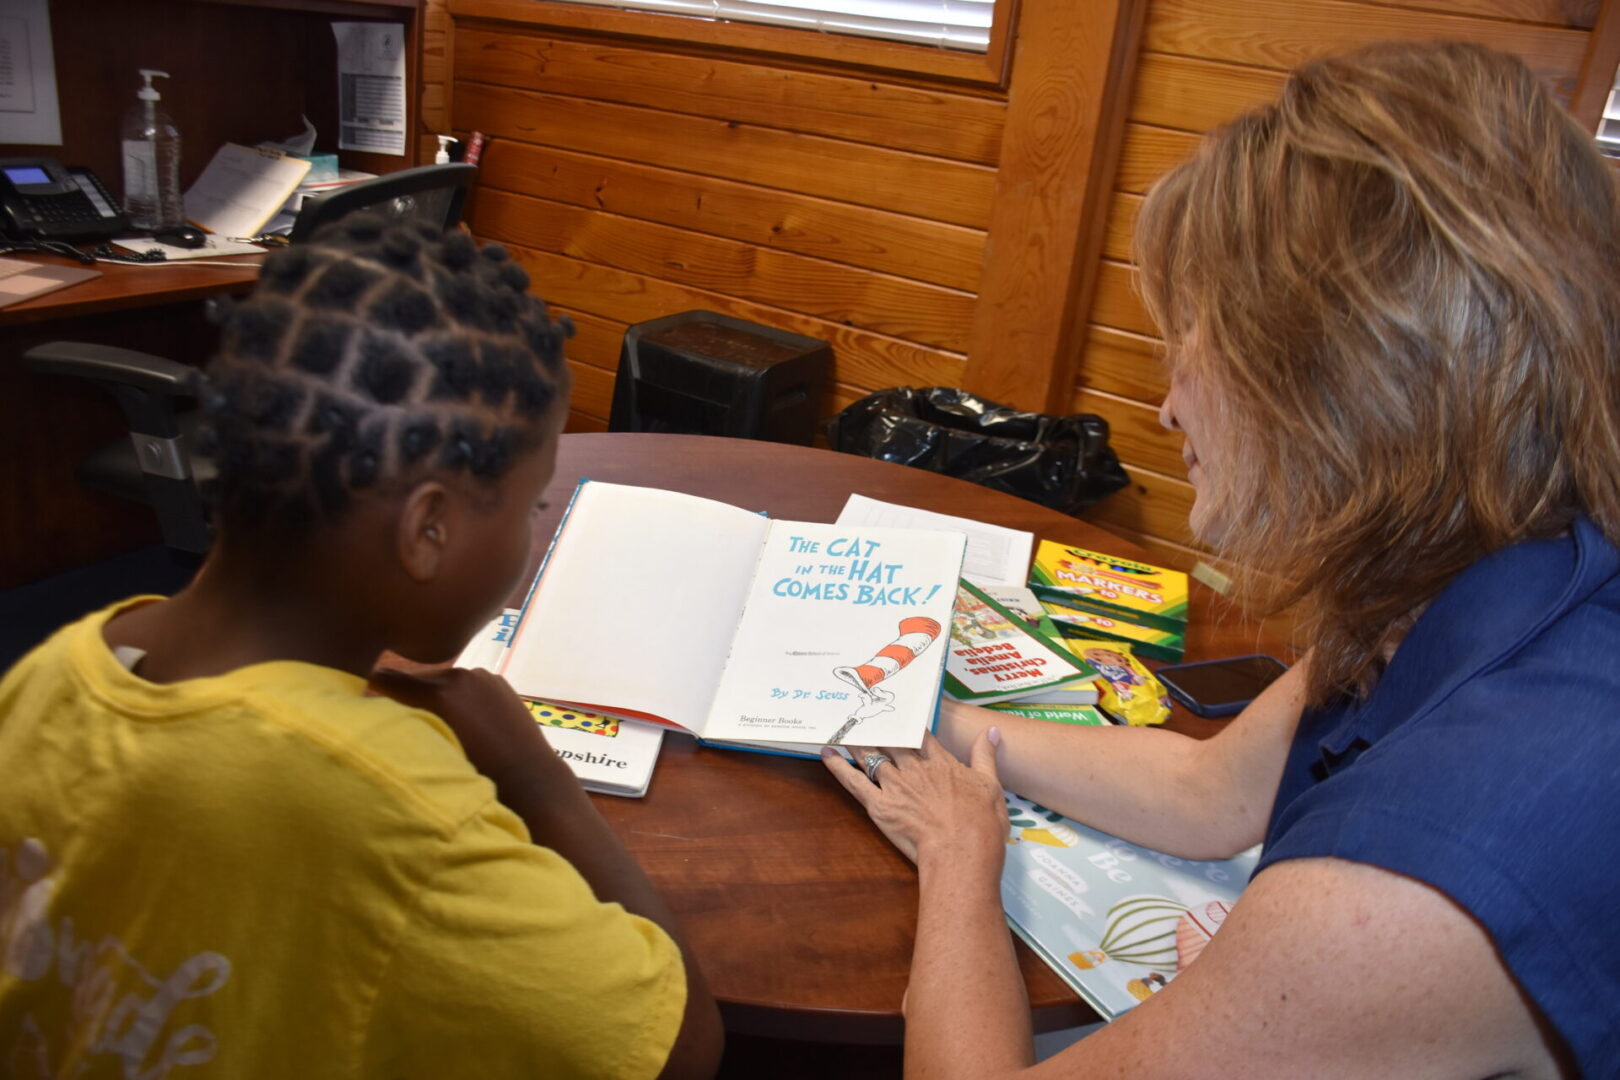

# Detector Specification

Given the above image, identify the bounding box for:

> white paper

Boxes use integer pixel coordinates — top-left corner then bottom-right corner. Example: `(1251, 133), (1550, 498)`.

(0, 0), (61, 145)
(182, 143), (312, 239)
(113, 235), (268, 260)
(836, 493), (1033, 587)
(333, 22), (406, 156)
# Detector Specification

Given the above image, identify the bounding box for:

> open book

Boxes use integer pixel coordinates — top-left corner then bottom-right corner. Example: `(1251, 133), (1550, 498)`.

(499, 481), (967, 757)
(944, 581), (1100, 706)
(1001, 792), (1258, 1021)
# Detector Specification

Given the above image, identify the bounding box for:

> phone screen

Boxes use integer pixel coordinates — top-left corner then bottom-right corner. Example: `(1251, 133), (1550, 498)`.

(1159, 655), (1288, 709)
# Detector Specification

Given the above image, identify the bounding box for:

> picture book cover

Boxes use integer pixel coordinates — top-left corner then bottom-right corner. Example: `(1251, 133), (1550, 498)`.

(500, 481), (967, 757)
(943, 581), (1100, 706)
(1039, 598), (1187, 663)
(1028, 541), (1190, 633)
(456, 609), (664, 797)
(1000, 792), (1258, 1021)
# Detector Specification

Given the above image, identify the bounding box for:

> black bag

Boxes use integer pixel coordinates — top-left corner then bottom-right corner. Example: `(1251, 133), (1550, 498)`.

(824, 387), (1128, 515)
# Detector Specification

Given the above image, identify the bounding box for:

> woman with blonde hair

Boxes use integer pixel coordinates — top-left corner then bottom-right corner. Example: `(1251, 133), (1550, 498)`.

(823, 40), (1619, 1077)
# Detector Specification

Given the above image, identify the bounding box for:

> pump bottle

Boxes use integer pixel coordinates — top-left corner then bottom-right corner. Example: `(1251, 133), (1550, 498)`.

(122, 69), (182, 231)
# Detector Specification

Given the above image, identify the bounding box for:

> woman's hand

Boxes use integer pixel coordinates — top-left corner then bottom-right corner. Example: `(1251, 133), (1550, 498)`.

(821, 729), (1009, 868)
(369, 666), (564, 791)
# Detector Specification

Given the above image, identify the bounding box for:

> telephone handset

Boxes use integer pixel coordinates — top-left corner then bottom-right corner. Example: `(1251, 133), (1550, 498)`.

(0, 157), (129, 242)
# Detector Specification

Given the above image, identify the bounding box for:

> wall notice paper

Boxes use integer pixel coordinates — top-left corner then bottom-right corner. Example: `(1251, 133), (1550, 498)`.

(333, 21), (406, 156)
(0, 0), (61, 145)
(836, 493), (1034, 587)
(182, 144), (311, 240)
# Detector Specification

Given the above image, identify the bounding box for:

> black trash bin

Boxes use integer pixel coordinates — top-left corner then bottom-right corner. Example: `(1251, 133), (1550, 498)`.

(824, 387), (1128, 515)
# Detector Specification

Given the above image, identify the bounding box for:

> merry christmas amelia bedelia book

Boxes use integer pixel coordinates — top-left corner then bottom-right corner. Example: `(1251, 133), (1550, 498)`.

(497, 481), (967, 758)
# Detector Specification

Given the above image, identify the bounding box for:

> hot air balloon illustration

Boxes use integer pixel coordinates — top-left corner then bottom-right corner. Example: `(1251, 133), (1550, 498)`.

(1066, 894), (1187, 971)
(826, 616), (943, 745)
(1126, 973), (1170, 1001)
(1173, 900), (1232, 971)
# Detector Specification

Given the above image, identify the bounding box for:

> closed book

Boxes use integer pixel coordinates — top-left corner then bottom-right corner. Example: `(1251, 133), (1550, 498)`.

(943, 581), (1100, 706)
(1001, 792), (1257, 1021)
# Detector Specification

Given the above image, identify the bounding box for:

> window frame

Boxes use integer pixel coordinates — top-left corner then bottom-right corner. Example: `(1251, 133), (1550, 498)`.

(448, 0), (1018, 87)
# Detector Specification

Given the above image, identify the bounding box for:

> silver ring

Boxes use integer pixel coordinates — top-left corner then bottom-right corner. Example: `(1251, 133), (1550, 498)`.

(863, 751), (892, 782)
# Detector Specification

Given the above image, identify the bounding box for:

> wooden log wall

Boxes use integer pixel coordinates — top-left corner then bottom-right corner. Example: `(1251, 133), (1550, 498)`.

(424, 0), (1604, 578)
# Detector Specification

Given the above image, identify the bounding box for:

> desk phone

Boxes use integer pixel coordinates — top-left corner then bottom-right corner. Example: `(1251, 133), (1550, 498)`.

(0, 158), (129, 242)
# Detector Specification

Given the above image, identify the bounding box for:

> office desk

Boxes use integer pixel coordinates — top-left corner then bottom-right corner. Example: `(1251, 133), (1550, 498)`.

(0, 254), (265, 327)
(531, 433), (1269, 1044)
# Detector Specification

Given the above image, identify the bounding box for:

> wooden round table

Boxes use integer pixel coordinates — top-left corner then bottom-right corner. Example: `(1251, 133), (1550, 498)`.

(531, 433), (1272, 1044)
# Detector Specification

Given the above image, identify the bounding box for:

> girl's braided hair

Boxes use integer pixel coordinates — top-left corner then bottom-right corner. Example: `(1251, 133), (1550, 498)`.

(199, 213), (571, 538)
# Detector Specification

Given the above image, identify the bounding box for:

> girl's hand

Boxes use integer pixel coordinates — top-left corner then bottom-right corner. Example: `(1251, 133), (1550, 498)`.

(369, 666), (564, 791)
(821, 729), (1009, 868)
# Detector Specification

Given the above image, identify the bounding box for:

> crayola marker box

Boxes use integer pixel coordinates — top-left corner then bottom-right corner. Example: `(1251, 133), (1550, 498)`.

(1037, 600), (1187, 662)
(1027, 541), (1189, 634)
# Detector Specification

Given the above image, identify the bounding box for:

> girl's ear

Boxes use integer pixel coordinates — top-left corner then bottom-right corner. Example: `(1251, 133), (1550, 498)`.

(397, 480), (453, 583)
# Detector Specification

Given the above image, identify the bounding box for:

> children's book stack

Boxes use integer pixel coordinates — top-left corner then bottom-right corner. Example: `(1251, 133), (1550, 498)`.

(943, 581), (1101, 707)
(1027, 542), (1190, 662)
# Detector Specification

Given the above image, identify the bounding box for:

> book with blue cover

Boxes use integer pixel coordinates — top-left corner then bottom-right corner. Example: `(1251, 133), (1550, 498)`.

(1000, 791), (1258, 1020)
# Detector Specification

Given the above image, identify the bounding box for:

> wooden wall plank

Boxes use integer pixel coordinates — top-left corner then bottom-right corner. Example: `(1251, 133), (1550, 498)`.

(476, 138), (986, 292)
(1115, 122), (1201, 194)
(498, 243), (969, 391)
(1571, 0), (1620, 130)
(1082, 324), (1167, 401)
(1089, 259), (1154, 337)
(1144, 0), (1588, 88)
(562, 308), (626, 372)
(1344, 0), (1598, 27)
(1082, 463), (1201, 550)
(568, 356), (616, 417)
(1102, 190), (1140, 263)
(1073, 388), (1184, 476)
(963, 0), (1147, 411)
(423, 27), (448, 86)
(475, 188), (976, 351)
(1129, 52), (1284, 132)
(455, 28), (1006, 166)
(454, 81), (998, 228)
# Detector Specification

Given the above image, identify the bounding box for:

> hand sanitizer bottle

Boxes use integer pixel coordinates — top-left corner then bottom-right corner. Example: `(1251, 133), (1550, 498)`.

(122, 69), (182, 231)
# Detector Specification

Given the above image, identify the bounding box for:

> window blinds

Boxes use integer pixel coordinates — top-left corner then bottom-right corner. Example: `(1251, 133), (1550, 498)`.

(550, 0), (995, 52)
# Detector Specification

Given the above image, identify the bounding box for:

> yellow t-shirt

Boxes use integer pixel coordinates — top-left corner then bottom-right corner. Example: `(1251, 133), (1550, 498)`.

(0, 599), (685, 1079)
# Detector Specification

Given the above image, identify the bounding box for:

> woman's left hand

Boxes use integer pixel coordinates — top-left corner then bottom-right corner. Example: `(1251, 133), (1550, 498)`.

(821, 729), (1009, 866)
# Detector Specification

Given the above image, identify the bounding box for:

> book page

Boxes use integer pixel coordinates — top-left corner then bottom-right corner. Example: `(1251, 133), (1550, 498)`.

(502, 482), (771, 732)
(701, 522), (966, 748)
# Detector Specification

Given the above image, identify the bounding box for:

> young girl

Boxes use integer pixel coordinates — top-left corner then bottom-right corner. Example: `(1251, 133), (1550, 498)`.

(0, 216), (721, 1078)
(826, 42), (1619, 1077)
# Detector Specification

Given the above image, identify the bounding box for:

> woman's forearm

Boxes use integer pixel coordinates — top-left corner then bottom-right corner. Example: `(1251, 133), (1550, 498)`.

(903, 845), (1032, 1080)
(934, 657), (1309, 859)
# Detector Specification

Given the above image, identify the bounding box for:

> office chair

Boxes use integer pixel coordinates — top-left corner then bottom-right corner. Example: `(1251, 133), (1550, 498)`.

(23, 163), (479, 555)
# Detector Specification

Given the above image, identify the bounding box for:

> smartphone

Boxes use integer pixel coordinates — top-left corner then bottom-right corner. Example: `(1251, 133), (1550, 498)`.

(1156, 654), (1289, 719)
